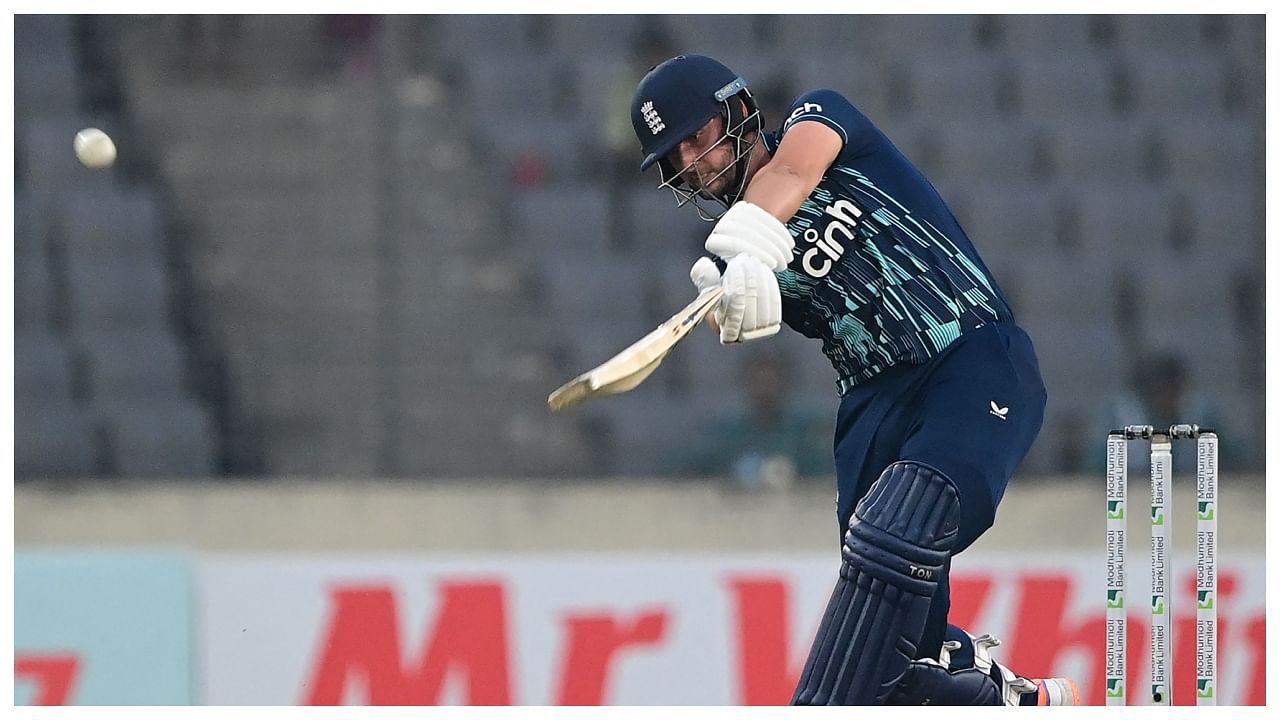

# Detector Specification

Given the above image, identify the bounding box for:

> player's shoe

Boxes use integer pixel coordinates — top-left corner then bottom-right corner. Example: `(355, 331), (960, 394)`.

(887, 632), (1081, 706)
(960, 634), (1081, 706)
(1027, 677), (1082, 706)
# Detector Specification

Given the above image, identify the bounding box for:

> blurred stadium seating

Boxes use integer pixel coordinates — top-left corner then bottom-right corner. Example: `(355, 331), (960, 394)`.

(13, 14), (1265, 480)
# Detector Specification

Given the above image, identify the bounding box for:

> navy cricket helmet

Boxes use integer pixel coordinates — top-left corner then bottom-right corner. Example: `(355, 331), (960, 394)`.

(630, 54), (762, 220)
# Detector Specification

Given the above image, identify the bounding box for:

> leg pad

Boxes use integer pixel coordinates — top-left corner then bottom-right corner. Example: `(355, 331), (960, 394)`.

(792, 461), (960, 705)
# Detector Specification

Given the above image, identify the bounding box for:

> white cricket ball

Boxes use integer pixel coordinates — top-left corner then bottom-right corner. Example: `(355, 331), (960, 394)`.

(74, 128), (117, 169)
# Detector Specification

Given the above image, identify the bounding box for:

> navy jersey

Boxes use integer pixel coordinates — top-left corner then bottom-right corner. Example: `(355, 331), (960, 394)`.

(762, 89), (1015, 395)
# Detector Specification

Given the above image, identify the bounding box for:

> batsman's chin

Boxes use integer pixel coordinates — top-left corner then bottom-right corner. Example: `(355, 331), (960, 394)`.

(694, 183), (730, 203)
(684, 176), (729, 201)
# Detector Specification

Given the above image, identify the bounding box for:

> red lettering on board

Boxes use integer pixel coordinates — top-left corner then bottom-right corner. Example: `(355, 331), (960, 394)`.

(727, 577), (804, 705)
(555, 609), (668, 704)
(15, 653), (80, 705)
(304, 581), (511, 705)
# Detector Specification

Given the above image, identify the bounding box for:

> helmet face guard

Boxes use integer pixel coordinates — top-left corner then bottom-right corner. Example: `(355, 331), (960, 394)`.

(656, 87), (762, 222)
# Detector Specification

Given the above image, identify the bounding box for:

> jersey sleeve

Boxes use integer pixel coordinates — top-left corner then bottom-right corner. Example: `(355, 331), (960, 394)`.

(778, 89), (879, 159)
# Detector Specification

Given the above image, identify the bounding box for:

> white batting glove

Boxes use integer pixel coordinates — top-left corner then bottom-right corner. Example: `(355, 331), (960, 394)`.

(717, 255), (782, 344)
(690, 256), (726, 329)
(704, 201), (795, 272)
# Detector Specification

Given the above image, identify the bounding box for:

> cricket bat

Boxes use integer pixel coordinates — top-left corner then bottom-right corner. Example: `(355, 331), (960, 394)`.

(547, 286), (724, 412)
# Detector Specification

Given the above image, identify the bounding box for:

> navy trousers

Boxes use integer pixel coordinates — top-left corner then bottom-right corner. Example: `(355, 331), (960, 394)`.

(831, 321), (1047, 660)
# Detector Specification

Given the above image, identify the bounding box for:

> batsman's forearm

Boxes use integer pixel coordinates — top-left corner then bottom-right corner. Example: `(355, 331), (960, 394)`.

(743, 163), (817, 224)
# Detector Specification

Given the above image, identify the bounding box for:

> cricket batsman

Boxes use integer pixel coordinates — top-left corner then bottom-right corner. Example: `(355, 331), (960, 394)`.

(630, 54), (1079, 705)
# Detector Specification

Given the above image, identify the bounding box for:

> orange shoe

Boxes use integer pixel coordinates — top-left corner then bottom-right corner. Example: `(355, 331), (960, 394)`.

(1030, 677), (1082, 706)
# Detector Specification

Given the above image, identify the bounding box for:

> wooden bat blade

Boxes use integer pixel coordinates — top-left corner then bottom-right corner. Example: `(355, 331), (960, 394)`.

(547, 286), (723, 412)
(545, 351), (666, 412)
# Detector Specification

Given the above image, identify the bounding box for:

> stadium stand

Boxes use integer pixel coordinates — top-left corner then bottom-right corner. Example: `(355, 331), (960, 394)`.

(15, 14), (1264, 479)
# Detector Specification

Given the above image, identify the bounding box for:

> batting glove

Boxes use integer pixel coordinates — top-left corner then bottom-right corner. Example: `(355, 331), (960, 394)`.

(690, 255), (781, 344)
(704, 201), (795, 272)
(689, 255), (726, 326)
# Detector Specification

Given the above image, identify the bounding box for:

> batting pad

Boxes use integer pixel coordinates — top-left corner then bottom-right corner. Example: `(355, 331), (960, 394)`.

(792, 461), (960, 705)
